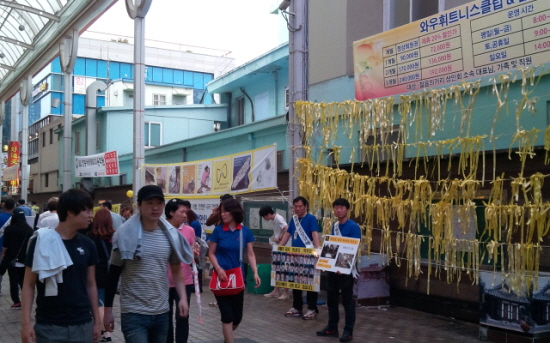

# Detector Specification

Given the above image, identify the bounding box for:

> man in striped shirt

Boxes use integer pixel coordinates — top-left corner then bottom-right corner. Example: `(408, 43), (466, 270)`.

(103, 185), (193, 343)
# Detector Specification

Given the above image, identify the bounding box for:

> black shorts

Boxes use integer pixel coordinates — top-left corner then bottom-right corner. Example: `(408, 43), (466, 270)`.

(215, 291), (245, 325)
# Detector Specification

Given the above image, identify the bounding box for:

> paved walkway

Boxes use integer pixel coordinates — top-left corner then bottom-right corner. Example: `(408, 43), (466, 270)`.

(0, 274), (482, 343)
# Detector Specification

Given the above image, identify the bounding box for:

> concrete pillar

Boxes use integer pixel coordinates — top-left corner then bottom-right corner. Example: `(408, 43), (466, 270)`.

(59, 30), (79, 191)
(19, 77), (31, 201)
(86, 81), (107, 155)
(288, 0), (308, 206)
(126, 0), (152, 200)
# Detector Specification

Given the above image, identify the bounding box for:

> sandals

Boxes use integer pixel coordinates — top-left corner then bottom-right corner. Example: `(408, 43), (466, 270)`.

(209, 302), (218, 307)
(303, 309), (318, 320)
(284, 307), (302, 317)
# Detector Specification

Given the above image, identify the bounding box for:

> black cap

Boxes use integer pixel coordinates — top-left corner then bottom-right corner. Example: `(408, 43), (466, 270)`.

(137, 185), (165, 203)
(12, 207), (25, 217)
(220, 194), (233, 202)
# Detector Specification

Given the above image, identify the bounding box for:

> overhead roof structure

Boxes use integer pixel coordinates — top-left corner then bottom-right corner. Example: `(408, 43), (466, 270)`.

(0, 0), (117, 100)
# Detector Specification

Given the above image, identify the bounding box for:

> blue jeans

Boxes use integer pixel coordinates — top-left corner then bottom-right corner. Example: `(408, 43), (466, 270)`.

(121, 312), (169, 343)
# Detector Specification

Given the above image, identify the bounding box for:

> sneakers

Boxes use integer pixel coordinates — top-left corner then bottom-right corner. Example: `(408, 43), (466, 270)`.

(11, 302), (21, 310)
(284, 307), (302, 317)
(340, 330), (353, 342)
(316, 326), (339, 337)
(264, 292), (279, 298)
(100, 331), (112, 342)
(303, 309), (317, 320)
(278, 293), (289, 300)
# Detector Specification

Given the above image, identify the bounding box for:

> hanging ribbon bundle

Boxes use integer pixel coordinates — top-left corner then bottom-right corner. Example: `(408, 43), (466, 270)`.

(293, 66), (549, 297)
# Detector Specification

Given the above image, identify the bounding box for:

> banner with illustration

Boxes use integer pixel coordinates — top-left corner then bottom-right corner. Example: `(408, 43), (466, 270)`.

(75, 151), (120, 177)
(144, 145), (277, 198)
(354, 0), (548, 99)
(316, 235), (360, 275)
(270, 246), (321, 292)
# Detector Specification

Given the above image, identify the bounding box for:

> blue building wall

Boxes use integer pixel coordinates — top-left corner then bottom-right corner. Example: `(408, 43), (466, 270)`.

(56, 46), (290, 189)
(100, 105), (228, 157)
(33, 56), (214, 122)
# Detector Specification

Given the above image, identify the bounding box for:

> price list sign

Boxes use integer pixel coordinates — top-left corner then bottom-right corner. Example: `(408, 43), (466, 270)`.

(354, 0), (547, 100)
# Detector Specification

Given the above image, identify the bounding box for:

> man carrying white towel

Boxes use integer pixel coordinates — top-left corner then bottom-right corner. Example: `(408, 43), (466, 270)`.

(103, 185), (194, 343)
(21, 189), (100, 343)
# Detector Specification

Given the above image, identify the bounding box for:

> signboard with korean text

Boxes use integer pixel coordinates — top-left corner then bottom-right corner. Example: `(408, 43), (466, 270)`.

(187, 198), (221, 233)
(7, 141), (19, 167)
(2, 165), (18, 182)
(316, 235), (360, 275)
(354, 0), (545, 100)
(270, 246), (321, 292)
(6, 141), (20, 190)
(75, 151), (120, 177)
(145, 145), (277, 198)
(74, 76), (97, 95)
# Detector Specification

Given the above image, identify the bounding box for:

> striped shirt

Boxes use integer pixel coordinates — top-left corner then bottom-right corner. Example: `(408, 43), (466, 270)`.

(110, 227), (179, 314)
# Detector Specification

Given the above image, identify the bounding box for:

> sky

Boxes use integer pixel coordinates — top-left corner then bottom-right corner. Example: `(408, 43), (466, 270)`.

(83, 0), (288, 67)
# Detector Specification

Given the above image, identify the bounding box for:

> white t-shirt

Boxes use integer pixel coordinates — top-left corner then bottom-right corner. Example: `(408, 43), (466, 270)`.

(270, 213), (291, 246)
(40, 214), (59, 229)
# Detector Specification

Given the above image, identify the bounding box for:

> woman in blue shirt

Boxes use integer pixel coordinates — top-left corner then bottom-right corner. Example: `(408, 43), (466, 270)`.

(208, 198), (260, 343)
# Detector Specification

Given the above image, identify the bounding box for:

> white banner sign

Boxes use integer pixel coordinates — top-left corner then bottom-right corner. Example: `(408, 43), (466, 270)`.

(75, 151), (120, 177)
(74, 76), (97, 95)
(2, 165), (18, 181)
(187, 198), (220, 234)
(316, 235), (360, 275)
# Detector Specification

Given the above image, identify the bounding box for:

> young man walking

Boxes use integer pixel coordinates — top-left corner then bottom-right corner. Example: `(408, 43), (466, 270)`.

(259, 205), (290, 300)
(279, 196), (321, 320)
(103, 185), (193, 343)
(316, 198), (361, 342)
(21, 189), (100, 343)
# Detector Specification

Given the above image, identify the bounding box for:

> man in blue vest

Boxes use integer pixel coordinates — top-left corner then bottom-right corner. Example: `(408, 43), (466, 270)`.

(316, 198), (361, 342)
(279, 196), (320, 320)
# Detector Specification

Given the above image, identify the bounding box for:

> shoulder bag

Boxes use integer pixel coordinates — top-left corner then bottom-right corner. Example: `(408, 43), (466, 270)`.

(210, 228), (245, 296)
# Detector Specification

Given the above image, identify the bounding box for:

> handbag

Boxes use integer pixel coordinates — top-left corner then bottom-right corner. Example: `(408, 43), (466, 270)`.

(9, 236), (28, 268)
(210, 228), (244, 296)
(209, 266), (245, 296)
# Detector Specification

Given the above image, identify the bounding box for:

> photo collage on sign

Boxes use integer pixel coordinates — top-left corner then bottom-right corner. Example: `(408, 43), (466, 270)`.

(271, 249), (319, 291)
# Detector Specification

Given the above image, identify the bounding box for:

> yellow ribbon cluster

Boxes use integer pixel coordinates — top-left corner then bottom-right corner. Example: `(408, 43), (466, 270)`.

(294, 66), (550, 296)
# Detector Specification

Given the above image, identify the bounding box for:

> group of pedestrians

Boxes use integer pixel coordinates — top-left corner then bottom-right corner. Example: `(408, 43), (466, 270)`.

(8, 184), (360, 343)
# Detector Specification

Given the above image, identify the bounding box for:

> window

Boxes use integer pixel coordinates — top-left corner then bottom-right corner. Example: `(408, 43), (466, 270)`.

(173, 95), (186, 105)
(45, 173), (49, 188)
(145, 122), (161, 147)
(500, 302), (519, 322)
(384, 0), (439, 31)
(153, 94), (166, 105)
(42, 132), (45, 147)
(49, 128), (53, 144)
(236, 96), (245, 126)
(75, 130), (80, 155)
(119, 173), (127, 185)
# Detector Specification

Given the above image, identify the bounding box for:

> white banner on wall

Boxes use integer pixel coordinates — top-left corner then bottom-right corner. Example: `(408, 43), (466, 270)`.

(75, 151), (120, 177)
(2, 165), (18, 182)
